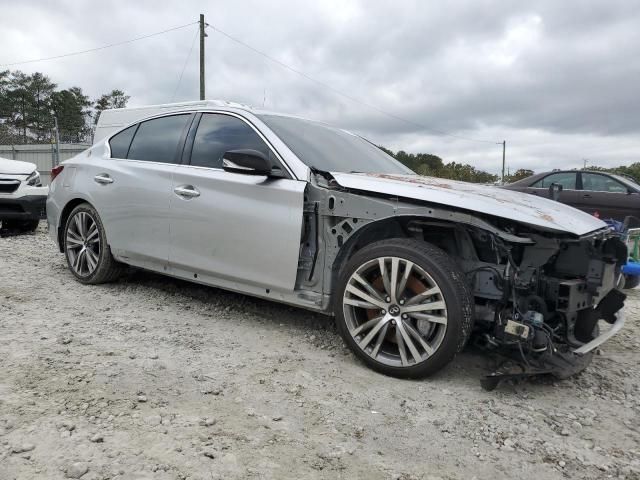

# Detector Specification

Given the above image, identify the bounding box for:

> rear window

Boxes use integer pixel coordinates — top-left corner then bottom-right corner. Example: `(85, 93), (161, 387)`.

(127, 114), (191, 163)
(109, 125), (137, 159)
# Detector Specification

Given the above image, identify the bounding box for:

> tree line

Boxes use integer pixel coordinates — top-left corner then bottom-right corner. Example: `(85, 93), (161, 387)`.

(378, 147), (535, 183)
(1, 70), (636, 184)
(0, 70), (130, 144)
(380, 147), (639, 184)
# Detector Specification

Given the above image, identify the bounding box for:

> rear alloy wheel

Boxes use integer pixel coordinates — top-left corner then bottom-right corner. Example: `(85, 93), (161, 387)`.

(335, 239), (473, 378)
(66, 210), (101, 277)
(64, 203), (123, 284)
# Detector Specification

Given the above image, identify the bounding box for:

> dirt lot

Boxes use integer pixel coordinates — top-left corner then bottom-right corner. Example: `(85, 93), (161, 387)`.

(1, 225), (639, 480)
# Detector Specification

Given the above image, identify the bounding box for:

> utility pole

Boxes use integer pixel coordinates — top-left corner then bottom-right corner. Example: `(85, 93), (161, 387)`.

(199, 14), (207, 100)
(501, 140), (506, 184)
(583, 158), (588, 169)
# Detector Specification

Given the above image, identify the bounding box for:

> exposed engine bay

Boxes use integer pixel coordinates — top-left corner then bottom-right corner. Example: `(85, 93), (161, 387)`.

(297, 171), (628, 388)
(409, 220), (627, 389)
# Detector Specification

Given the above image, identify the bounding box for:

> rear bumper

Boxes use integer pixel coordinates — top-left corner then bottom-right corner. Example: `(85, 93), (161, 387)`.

(0, 195), (47, 221)
(574, 308), (625, 355)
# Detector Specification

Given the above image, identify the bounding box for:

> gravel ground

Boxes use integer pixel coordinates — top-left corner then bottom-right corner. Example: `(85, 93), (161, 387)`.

(1, 225), (640, 480)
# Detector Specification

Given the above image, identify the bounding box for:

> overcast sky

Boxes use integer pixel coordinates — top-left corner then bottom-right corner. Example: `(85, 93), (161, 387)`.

(2, 0), (639, 174)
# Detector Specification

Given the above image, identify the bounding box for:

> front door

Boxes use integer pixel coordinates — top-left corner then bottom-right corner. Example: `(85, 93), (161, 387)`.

(525, 171), (582, 207)
(168, 113), (305, 292)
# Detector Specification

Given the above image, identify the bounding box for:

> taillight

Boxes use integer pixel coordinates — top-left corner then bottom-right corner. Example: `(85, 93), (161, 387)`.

(51, 165), (64, 183)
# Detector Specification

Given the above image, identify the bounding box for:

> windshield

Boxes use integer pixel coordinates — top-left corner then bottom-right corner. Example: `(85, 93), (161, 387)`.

(258, 114), (414, 174)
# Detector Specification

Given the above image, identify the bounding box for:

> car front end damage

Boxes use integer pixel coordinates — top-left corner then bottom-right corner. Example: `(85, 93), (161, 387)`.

(459, 225), (626, 389)
(298, 171), (627, 386)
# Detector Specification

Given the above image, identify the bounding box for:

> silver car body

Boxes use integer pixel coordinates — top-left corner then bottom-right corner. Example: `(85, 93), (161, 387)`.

(47, 101), (624, 356)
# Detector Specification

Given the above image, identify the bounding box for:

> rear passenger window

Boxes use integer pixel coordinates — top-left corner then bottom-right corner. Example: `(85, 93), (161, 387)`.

(127, 114), (191, 163)
(581, 173), (628, 193)
(190, 114), (272, 169)
(109, 125), (137, 158)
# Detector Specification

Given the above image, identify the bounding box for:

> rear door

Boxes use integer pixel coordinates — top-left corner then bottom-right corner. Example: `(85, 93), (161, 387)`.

(525, 171), (581, 206)
(168, 112), (305, 292)
(89, 113), (193, 267)
(575, 172), (639, 220)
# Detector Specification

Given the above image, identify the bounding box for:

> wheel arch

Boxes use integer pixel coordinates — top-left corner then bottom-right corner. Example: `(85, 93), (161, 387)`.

(57, 198), (95, 252)
(328, 215), (460, 301)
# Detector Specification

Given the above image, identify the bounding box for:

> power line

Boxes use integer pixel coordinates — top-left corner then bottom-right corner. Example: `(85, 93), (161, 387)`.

(171, 24), (200, 102)
(207, 24), (501, 145)
(0, 22), (198, 67)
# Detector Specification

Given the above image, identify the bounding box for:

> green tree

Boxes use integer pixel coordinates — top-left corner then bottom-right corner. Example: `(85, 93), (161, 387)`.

(393, 150), (444, 174)
(504, 168), (534, 183)
(52, 87), (91, 142)
(586, 164), (640, 184)
(93, 89), (130, 124)
(0, 70), (9, 117)
(2, 70), (56, 143)
(379, 146), (497, 183)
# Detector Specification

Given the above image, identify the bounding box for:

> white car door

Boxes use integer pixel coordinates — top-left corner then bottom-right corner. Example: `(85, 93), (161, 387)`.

(168, 112), (305, 292)
(88, 113), (193, 267)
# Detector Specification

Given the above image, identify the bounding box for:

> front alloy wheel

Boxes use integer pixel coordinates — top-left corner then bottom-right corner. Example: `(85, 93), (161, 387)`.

(335, 239), (473, 378)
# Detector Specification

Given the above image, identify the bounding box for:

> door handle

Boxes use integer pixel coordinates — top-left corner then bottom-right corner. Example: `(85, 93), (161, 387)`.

(94, 174), (114, 185)
(583, 194), (592, 198)
(174, 185), (200, 198)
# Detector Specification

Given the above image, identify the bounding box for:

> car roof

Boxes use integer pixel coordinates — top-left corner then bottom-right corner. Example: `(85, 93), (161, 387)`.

(92, 99), (311, 144)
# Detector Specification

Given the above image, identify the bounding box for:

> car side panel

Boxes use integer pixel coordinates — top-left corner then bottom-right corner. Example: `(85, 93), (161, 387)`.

(168, 166), (306, 291)
(572, 190), (640, 220)
(522, 185), (583, 208)
(77, 156), (174, 266)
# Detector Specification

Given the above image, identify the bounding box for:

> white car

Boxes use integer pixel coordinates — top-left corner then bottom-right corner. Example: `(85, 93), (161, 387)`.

(0, 157), (48, 233)
(46, 101), (627, 384)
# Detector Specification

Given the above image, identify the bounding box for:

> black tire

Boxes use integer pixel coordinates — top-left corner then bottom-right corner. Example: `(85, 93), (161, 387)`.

(19, 219), (40, 232)
(334, 238), (473, 379)
(63, 203), (123, 284)
(1, 219), (39, 233)
(624, 275), (640, 290)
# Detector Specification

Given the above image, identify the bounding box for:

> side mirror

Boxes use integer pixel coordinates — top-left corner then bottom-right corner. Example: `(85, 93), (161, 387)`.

(222, 149), (271, 176)
(549, 182), (563, 201)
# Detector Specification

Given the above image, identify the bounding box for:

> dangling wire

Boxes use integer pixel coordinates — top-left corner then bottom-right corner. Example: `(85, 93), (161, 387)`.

(171, 24), (200, 102)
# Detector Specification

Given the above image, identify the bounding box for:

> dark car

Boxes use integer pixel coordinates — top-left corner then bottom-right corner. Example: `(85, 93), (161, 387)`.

(503, 170), (640, 222)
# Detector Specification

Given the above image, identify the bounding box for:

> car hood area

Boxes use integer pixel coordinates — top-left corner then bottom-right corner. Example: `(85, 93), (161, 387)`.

(0, 157), (37, 175)
(330, 172), (606, 236)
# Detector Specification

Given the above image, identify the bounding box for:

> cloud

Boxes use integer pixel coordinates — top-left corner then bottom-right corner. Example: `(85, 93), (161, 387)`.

(1, 0), (638, 172)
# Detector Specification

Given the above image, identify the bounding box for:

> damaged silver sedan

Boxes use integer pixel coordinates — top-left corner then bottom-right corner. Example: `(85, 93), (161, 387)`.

(46, 101), (627, 384)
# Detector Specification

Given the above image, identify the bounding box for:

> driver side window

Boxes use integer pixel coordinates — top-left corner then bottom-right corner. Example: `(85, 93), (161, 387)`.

(190, 114), (273, 169)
